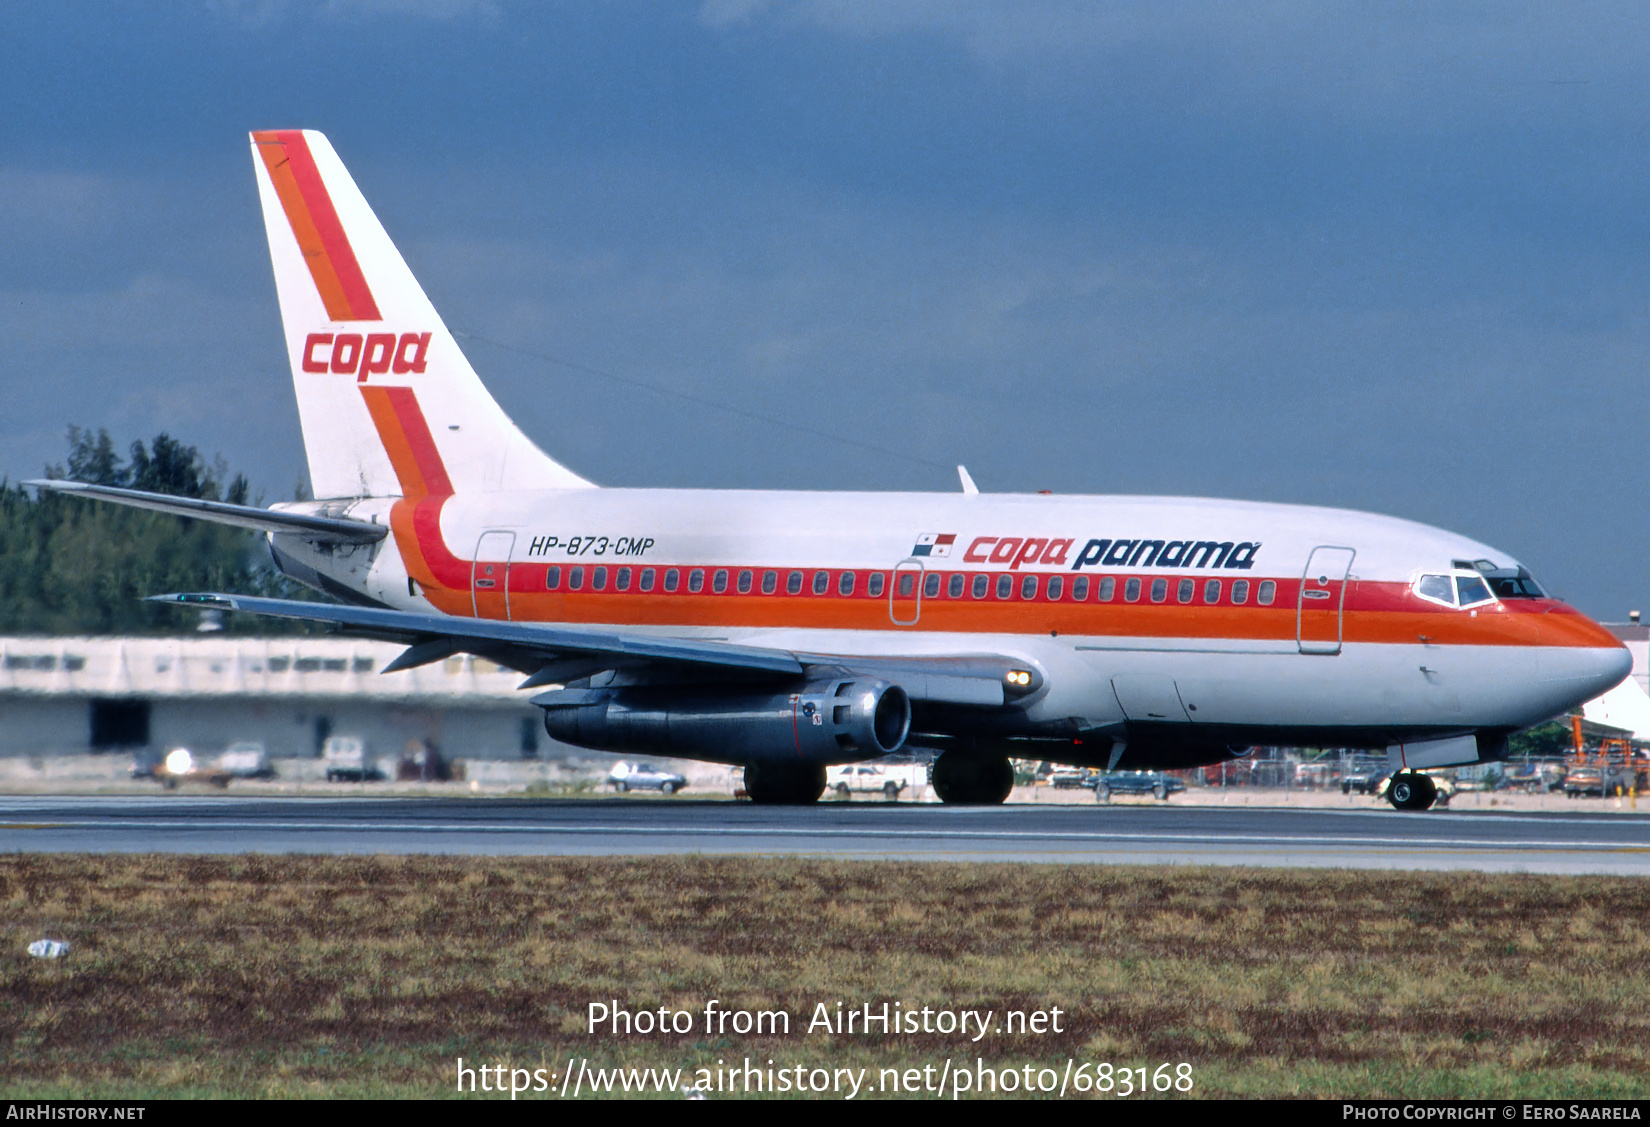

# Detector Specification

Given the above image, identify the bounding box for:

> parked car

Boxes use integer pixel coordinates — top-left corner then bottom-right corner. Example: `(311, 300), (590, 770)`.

(1501, 762), (1565, 794)
(1562, 767), (1634, 799)
(1340, 763), (1390, 795)
(608, 762), (687, 794)
(1048, 767), (1096, 789)
(1091, 771), (1186, 801)
(215, 741), (275, 779)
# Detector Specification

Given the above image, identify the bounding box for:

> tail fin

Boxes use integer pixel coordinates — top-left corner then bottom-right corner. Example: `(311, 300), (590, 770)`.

(249, 129), (594, 499)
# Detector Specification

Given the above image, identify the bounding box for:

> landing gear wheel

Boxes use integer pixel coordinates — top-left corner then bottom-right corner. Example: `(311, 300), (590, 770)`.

(744, 762), (827, 805)
(931, 753), (1014, 805)
(1387, 771), (1437, 811)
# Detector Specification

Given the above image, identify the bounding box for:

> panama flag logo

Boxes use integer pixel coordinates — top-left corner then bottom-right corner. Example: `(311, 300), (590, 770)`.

(911, 533), (956, 558)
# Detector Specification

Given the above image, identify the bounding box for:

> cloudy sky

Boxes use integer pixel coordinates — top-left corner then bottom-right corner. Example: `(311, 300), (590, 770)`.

(2, 2), (1648, 616)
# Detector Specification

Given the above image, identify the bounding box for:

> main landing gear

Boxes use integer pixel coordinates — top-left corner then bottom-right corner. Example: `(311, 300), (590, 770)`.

(931, 752), (1014, 805)
(743, 761), (827, 805)
(1387, 771), (1438, 812)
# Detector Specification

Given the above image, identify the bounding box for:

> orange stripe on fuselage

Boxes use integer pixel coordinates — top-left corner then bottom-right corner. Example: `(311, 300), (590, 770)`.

(253, 130), (381, 322)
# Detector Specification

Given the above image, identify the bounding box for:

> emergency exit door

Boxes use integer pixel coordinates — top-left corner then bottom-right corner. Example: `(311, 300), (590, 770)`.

(1297, 545), (1355, 655)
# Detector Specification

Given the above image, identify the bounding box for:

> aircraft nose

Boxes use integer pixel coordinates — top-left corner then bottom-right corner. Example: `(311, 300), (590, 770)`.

(1540, 624), (1632, 703)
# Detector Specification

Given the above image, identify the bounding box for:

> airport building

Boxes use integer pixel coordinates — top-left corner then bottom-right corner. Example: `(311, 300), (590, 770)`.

(0, 635), (547, 763)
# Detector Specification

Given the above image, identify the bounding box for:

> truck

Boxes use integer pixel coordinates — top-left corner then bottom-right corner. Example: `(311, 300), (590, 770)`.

(827, 762), (925, 800)
(322, 736), (381, 782)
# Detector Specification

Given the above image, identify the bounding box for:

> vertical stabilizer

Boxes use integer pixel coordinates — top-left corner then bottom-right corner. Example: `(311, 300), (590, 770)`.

(250, 129), (594, 499)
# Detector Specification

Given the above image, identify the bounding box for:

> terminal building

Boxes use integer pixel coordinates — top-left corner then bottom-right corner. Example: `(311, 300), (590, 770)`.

(0, 635), (547, 763)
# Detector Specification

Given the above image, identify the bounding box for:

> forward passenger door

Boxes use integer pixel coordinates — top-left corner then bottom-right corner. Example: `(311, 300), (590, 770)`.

(1297, 546), (1356, 655)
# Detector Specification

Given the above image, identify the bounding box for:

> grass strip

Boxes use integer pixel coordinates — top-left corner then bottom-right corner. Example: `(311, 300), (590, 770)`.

(1, 855), (1647, 1098)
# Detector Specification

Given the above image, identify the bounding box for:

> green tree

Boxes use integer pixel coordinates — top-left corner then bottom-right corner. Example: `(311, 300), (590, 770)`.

(0, 427), (319, 635)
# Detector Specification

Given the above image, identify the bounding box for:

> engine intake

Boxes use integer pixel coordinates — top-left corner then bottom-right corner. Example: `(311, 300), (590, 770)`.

(537, 678), (910, 765)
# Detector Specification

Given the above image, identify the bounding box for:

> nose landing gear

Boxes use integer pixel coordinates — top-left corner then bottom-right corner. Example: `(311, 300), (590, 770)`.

(1387, 771), (1438, 812)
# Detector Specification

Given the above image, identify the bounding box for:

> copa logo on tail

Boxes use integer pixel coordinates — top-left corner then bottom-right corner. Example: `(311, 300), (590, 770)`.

(301, 331), (433, 379)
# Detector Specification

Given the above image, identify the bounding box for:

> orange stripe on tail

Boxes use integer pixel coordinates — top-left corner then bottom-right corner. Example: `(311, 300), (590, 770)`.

(253, 130), (382, 322)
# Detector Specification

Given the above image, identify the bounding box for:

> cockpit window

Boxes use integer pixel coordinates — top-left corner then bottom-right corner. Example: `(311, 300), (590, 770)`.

(1455, 576), (1495, 607)
(1483, 567), (1545, 599)
(1416, 574), (1454, 606)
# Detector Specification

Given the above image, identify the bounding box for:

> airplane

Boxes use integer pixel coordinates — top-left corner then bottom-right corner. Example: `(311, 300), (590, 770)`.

(30, 129), (1631, 809)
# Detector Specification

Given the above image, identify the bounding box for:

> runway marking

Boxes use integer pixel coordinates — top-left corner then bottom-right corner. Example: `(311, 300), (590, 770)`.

(4, 818), (1647, 853)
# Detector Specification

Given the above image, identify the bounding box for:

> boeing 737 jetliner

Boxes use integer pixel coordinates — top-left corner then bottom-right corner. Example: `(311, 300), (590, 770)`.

(32, 130), (1631, 808)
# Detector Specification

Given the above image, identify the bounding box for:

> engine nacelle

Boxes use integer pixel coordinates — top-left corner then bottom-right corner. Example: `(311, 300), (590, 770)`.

(537, 678), (911, 765)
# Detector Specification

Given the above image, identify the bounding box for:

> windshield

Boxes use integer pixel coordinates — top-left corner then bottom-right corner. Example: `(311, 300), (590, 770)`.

(1482, 567), (1545, 599)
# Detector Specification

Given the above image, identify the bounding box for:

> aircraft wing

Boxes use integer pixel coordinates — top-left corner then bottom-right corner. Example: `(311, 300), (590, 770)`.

(28, 481), (387, 544)
(148, 593), (1024, 706)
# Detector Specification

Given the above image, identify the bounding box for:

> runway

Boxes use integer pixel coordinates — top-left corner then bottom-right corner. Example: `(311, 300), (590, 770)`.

(2, 796), (1649, 872)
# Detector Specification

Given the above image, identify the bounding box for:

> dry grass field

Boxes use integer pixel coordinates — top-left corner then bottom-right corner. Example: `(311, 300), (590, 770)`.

(1, 855), (1648, 1099)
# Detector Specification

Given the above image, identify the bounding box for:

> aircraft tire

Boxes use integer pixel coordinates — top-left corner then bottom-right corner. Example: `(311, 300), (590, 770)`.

(931, 752), (1014, 805)
(1387, 772), (1436, 812)
(745, 761), (826, 805)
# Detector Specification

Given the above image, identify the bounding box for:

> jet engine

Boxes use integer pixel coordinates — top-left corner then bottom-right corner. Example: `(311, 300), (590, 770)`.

(537, 677), (911, 764)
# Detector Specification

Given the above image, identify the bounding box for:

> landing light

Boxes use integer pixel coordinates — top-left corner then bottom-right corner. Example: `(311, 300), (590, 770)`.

(164, 748), (194, 776)
(1006, 670), (1033, 688)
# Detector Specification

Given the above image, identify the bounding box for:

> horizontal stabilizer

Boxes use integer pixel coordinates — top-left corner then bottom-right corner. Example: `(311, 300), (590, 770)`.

(29, 480), (387, 543)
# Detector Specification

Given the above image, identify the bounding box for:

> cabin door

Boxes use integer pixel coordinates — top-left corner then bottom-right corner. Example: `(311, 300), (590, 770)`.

(472, 530), (516, 620)
(1297, 546), (1355, 655)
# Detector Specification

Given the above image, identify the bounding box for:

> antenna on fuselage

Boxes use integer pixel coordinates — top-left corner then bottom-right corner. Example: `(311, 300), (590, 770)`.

(957, 465), (979, 495)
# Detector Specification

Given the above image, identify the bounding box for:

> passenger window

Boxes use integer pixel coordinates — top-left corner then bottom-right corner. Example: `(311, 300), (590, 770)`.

(814, 570), (830, 595)
(924, 572), (940, 598)
(639, 567), (655, 592)
(664, 568), (680, 592)
(1257, 580), (1275, 605)
(1098, 576), (1114, 601)
(762, 570), (777, 594)
(546, 566), (561, 591)
(1177, 578), (1194, 604)
(689, 569), (705, 593)
(897, 572), (914, 597)
(1123, 577), (1141, 602)
(712, 569), (727, 593)
(996, 574), (1013, 599)
(1231, 579), (1248, 604)
(839, 571), (856, 596)
(616, 567), (631, 592)
(1456, 576), (1495, 607)
(1021, 575), (1038, 600)
(787, 570), (803, 595)
(948, 573), (964, 598)
(1072, 576), (1089, 601)
(1416, 574), (1454, 606)
(592, 566), (607, 591)
(972, 574), (989, 598)
(1150, 578), (1167, 603)
(569, 566), (584, 591)
(869, 573), (886, 597)
(1204, 579), (1220, 604)
(1047, 576), (1063, 601)
(737, 569), (752, 594)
